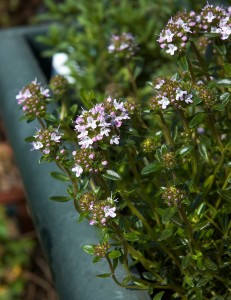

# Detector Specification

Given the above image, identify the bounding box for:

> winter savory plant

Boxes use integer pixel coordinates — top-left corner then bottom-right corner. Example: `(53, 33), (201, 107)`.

(16, 4), (231, 300)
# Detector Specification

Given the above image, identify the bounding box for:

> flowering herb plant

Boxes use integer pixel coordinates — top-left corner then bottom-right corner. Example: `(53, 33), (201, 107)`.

(17, 4), (231, 299)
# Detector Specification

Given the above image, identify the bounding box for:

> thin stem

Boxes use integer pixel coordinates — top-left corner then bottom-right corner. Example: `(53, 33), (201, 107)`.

(206, 110), (224, 152)
(187, 58), (196, 83)
(158, 111), (174, 147)
(37, 117), (46, 129)
(190, 41), (210, 81)
(126, 63), (139, 97)
(126, 198), (153, 234)
(55, 161), (80, 212)
(215, 169), (231, 210)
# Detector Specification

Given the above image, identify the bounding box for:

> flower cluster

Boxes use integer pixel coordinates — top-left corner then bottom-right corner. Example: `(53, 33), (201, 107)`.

(124, 97), (140, 115)
(199, 4), (231, 40)
(142, 138), (156, 153)
(49, 74), (69, 97)
(31, 127), (62, 155)
(162, 152), (176, 169)
(93, 243), (110, 258)
(162, 186), (186, 206)
(79, 193), (117, 226)
(193, 85), (216, 108)
(108, 32), (137, 59)
(158, 5), (231, 55)
(16, 79), (49, 119)
(74, 97), (130, 148)
(157, 11), (197, 55)
(150, 77), (193, 110)
(71, 148), (108, 177)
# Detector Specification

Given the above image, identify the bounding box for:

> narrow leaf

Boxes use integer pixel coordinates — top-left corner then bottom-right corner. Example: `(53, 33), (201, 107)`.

(141, 162), (162, 175)
(153, 291), (165, 300)
(178, 56), (188, 72)
(108, 250), (121, 259)
(198, 144), (209, 162)
(218, 190), (231, 202)
(189, 113), (204, 128)
(123, 232), (139, 241)
(158, 227), (174, 241)
(182, 254), (192, 269)
(96, 273), (111, 278)
(50, 171), (70, 181)
(162, 207), (177, 223)
(178, 145), (193, 157)
(204, 259), (217, 270)
(103, 170), (121, 181)
(50, 196), (71, 202)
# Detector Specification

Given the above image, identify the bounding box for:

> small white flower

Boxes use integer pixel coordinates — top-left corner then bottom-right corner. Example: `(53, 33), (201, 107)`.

(155, 80), (165, 89)
(164, 29), (174, 42)
(32, 141), (43, 150)
(113, 99), (126, 111)
(176, 88), (187, 101)
(86, 116), (97, 129)
(40, 87), (50, 97)
(43, 148), (50, 154)
(166, 44), (178, 55)
(79, 136), (93, 148)
(104, 206), (116, 218)
(204, 12), (216, 23)
(50, 132), (62, 142)
(72, 164), (83, 177)
(185, 94), (193, 104)
(158, 96), (170, 109)
(110, 135), (120, 145)
(211, 26), (221, 33)
(220, 25), (231, 40)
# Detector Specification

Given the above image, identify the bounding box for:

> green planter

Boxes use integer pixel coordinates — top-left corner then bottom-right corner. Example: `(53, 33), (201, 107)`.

(0, 26), (150, 300)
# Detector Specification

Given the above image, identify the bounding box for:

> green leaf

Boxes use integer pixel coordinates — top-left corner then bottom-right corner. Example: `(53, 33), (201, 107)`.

(96, 273), (111, 278)
(24, 136), (34, 142)
(158, 226), (174, 241)
(218, 190), (231, 202)
(178, 145), (193, 157)
(178, 56), (188, 72)
(50, 196), (71, 202)
(122, 276), (131, 285)
(162, 207), (177, 223)
(92, 256), (101, 264)
(153, 291), (165, 300)
(123, 232), (139, 241)
(189, 113), (205, 128)
(44, 113), (57, 122)
(220, 92), (230, 107)
(215, 79), (231, 87)
(203, 175), (214, 188)
(196, 278), (210, 288)
(141, 162), (162, 175)
(82, 245), (94, 255)
(69, 104), (78, 115)
(77, 211), (90, 223)
(103, 170), (122, 181)
(198, 143), (209, 162)
(50, 171), (70, 181)
(194, 221), (210, 231)
(108, 250), (121, 259)
(213, 103), (224, 111)
(224, 63), (231, 77)
(182, 254), (192, 269)
(204, 259), (217, 270)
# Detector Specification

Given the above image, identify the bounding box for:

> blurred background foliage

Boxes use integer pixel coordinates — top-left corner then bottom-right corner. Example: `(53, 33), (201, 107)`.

(0, 0), (43, 28)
